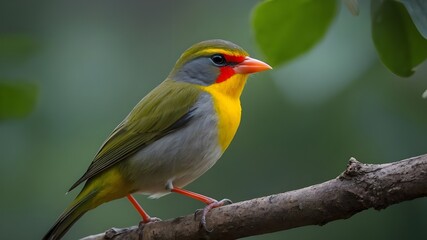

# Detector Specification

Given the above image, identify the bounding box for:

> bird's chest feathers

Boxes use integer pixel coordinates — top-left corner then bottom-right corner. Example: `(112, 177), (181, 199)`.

(200, 74), (247, 151)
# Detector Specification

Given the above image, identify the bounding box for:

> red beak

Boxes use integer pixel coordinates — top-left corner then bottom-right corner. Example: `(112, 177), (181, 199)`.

(234, 57), (272, 74)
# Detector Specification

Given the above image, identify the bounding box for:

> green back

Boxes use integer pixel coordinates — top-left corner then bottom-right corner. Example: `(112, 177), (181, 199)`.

(68, 79), (201, 191)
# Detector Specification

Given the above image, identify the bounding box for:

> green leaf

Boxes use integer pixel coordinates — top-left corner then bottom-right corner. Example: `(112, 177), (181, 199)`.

(252, 0), (337, 67)
(0, 81), (38, 119)
(400, 0), (427, 39)
(371, 0), (427, 77)
(0, 35), (38, 61)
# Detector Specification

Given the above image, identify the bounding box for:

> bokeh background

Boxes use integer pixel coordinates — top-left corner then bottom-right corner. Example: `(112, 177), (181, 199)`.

(1, 1), (426, 239)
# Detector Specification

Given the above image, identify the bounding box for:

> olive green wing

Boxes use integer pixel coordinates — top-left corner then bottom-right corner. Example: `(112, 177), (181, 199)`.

(68, 80), (201, 191)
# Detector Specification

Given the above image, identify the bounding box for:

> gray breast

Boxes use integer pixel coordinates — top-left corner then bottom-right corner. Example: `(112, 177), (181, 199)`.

(126, 92), (223, 198)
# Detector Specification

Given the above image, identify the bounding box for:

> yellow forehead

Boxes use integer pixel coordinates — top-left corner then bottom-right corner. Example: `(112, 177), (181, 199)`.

(198, 48), (248, 57)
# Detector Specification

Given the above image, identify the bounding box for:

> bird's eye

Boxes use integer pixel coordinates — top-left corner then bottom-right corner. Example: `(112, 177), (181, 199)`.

(210, 54), (226, 66)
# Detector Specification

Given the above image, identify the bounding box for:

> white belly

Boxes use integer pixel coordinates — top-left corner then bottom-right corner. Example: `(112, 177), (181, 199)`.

(126, 93), (222, 198)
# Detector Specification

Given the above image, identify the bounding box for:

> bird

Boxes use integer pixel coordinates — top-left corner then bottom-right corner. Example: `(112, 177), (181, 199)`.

(43, 39), (272, 240)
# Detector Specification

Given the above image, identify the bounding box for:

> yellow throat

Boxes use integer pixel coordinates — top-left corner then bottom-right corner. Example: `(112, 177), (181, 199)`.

(200, 73), (248, 151)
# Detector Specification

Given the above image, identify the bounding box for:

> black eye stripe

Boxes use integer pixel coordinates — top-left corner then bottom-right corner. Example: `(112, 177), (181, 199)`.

(210, 54), (226, 66)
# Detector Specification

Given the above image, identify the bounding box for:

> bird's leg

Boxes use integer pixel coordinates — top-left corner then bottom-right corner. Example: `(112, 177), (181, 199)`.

(171, 187), (216, 204)
(126, 194), (160, 223)
(170, 187), (232, 231)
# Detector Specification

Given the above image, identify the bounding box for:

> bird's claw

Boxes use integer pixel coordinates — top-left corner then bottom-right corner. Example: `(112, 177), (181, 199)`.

(220, 199), (233, 205)
(138, 217), (162, 228)
(197, 199), (233, 232)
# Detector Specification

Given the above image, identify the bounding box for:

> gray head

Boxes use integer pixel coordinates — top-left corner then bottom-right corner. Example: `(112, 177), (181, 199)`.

(168, 39), (249, 86)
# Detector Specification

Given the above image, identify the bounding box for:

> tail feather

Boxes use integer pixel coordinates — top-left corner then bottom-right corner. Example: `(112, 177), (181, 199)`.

(43, 190), (98, 240)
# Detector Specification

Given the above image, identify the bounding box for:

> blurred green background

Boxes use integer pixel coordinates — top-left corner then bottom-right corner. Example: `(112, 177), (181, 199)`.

(1, 1), (426, 239)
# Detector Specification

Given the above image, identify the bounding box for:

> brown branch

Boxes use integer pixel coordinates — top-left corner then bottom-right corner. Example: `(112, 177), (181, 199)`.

(81, 154), (427, 240)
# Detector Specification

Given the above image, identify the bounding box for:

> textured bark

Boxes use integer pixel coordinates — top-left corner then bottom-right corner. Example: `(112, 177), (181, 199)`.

(81, 154), (427, 240)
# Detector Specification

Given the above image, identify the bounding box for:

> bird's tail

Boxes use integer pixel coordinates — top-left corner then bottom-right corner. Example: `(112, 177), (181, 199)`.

(43, 188), (99, 240)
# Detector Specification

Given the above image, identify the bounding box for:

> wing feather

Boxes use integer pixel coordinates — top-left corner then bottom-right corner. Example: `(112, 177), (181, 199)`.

(68, 80), (201, 191)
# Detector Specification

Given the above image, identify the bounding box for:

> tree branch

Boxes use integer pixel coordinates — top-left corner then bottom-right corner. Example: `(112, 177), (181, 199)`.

(82, 154), (427, 240)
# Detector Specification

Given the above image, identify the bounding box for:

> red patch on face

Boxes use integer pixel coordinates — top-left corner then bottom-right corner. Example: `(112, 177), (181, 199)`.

(216, 66), (235, 83)
(215, 54), (246, 83)
(224, 55), (246, 63)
